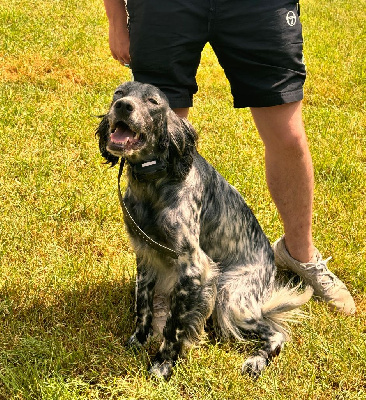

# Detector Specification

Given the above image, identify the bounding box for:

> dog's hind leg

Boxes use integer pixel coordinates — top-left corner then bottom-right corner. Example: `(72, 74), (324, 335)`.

(240, 322), (286, 378)
(241, 283), (313, 377)
(127, 260), (156, 347)
(215, 265), (312, 378)
(149, 250), (218, 380)
(215, 273), (286, 377)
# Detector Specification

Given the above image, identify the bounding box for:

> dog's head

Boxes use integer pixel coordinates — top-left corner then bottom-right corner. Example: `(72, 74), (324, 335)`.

(96, 81), (197, 180)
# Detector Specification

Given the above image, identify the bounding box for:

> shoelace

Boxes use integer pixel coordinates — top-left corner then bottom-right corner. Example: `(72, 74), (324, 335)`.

(302, 256), (336, 290)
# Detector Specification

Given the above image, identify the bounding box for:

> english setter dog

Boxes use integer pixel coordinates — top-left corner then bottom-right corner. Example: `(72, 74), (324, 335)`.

(96, 81), (312, 380)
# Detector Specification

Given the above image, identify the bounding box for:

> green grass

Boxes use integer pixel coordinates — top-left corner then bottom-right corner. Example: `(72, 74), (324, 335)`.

(0, 0), (365, 398)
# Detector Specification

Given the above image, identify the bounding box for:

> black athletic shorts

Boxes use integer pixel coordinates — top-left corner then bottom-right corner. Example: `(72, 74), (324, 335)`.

(127, 0), (306, 108)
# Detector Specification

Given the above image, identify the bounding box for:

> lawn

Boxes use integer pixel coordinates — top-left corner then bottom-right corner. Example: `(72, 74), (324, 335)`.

(0, 0), (365, 398)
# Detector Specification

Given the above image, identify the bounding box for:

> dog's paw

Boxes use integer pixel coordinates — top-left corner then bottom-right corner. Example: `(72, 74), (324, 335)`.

(149, 360), (173, 381)
(241, 354), (268, 379)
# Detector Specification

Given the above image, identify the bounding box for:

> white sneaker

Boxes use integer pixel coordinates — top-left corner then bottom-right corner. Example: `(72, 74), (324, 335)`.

(273, 236), (356, 315)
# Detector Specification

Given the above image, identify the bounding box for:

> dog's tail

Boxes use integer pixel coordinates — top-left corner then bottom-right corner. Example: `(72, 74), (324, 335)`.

(260, 283), (313, 334)
(214, 266), (313, 340)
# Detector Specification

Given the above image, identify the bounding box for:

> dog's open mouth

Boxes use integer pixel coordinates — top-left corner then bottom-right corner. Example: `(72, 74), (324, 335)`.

(109, 121), (144, 151)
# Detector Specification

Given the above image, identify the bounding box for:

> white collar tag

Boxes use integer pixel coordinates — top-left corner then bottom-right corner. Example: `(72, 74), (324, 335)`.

(141, 160), (157, 168)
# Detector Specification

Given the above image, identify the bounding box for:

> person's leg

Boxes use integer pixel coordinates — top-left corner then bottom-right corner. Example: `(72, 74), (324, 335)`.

(251, 101), (355, 314)
(173, 108), (189, 118)
(250, 101), (314, 263)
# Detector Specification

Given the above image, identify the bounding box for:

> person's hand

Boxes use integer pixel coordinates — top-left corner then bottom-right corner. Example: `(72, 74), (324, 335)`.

(109, 22), (130, 66)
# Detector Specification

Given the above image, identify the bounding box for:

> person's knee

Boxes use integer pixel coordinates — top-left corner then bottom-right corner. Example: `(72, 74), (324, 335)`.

(251, 102), (308, 153)
(271, 128), (309, 154)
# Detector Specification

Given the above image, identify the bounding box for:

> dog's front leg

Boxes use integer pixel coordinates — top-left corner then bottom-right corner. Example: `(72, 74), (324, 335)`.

(149, 250), (217, 380)
(127, 261), (155, 347)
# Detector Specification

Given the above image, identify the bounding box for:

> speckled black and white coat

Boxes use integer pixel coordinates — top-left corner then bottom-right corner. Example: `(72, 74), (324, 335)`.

(96, 81), (312, 380)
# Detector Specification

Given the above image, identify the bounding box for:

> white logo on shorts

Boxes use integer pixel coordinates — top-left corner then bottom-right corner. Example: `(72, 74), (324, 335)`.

(286, 11), (297, 26)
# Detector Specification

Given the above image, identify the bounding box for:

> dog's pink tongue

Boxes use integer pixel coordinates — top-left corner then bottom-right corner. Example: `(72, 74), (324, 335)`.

(111, 126), (136, 144)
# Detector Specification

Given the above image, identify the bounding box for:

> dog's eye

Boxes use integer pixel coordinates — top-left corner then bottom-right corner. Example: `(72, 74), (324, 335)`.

(148, 98), (159, 105)
(115, 90), (124, 96)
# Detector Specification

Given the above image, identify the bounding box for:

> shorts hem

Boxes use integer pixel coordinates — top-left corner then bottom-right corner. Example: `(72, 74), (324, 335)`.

(167, 97), (193, 109)
(131, 70), (194, 109)
(233, 89), (304, 108)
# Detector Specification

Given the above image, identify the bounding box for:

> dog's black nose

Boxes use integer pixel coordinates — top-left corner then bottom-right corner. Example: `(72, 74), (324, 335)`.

(115, 98), (134, 113)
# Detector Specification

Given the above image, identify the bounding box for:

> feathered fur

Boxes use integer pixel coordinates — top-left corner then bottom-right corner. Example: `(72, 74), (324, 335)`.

(96, 81), (312, 380)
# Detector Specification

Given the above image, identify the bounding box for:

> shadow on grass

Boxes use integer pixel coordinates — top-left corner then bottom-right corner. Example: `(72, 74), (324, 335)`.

(0, 276), (264, 398)
(0, 278), (160, 398)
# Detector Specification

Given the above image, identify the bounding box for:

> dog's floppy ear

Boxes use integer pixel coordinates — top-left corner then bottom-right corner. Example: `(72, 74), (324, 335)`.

(95, 115), (119, 167)
(166, 110), (198, 153)
(166, 110), (198, 180)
